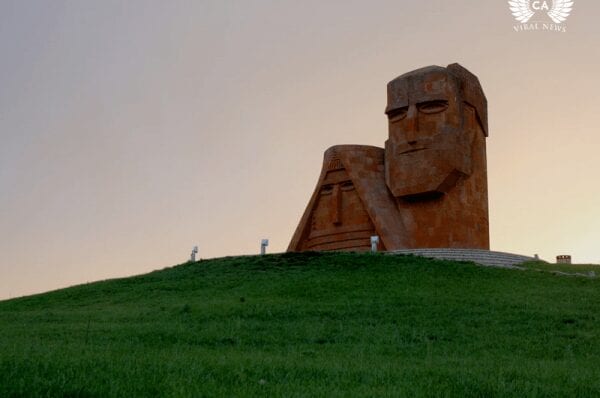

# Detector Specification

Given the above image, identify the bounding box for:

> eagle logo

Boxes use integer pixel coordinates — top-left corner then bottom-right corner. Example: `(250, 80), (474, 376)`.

(508, 0), (574, 24)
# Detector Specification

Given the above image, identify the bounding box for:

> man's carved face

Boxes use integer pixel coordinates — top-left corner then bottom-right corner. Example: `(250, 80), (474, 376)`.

(385, 69), (476, 199)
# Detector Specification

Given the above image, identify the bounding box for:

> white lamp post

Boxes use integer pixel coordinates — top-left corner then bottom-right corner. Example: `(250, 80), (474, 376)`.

(190, 246), (198, 262)
(370, 236), (379, 253)
(261, 239), (269, 255)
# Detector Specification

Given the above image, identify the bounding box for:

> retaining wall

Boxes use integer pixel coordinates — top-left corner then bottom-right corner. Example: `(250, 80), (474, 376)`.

(389, 248), (536, 268)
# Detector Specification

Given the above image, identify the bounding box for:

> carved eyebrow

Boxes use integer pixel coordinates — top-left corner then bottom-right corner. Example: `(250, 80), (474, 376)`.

(340, 181), (354, 190)
(417, 100), (449, 114)
(387, 106), (408, 121)
(320, 184), (334, 194)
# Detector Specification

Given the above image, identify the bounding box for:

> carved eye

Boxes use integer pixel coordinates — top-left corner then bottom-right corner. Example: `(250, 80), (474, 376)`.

(320, 184), (334, 195)
(340, 181), (354, 191)
(418, 100), (448, 114)
(387, 107), (408, 122)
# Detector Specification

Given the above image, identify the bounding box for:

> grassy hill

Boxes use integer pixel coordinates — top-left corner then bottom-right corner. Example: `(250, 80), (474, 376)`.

(1, 252), (599, 397)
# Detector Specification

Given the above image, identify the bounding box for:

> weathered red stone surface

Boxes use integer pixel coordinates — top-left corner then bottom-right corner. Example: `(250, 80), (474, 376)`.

(288, 63), (490, 251)
(386, 63), (489, 249)
(288, 145), (408, 252)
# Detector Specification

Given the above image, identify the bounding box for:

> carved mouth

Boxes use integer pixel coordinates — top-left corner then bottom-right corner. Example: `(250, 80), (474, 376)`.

(400, 148), (427, 155)
(308, 224), (374, 240)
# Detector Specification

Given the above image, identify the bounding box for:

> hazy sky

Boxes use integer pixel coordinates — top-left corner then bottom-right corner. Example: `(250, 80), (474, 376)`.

(1, 1), (599, 300)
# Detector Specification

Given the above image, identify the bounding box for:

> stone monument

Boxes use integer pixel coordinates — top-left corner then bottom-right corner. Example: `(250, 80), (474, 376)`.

(288, 63), (489, 252)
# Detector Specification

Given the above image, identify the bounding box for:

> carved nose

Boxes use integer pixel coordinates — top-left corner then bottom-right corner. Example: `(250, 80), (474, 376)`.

(405, 106), (418, 144)
(331, 184), (342, 225)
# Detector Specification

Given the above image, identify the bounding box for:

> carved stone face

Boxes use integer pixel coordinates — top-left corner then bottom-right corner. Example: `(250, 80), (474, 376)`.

(385, 67), (475, 199)
(306, 167), (375, 251)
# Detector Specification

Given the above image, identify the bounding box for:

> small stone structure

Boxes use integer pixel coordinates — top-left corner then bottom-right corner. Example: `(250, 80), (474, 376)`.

(556, 255), (572, 264)
(289, 63), (489, 252)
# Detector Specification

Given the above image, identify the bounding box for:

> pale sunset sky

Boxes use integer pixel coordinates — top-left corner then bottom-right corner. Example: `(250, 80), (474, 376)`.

(1, 1), (599, 299)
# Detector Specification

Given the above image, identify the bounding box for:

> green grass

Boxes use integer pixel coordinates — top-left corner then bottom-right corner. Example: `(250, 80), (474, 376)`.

(1, 252), (600, 397)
